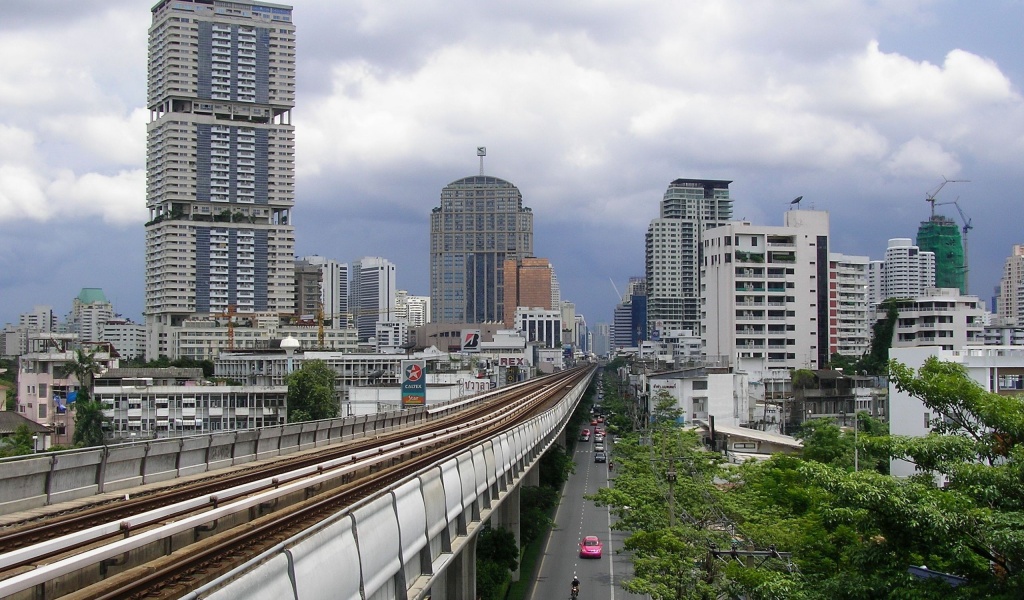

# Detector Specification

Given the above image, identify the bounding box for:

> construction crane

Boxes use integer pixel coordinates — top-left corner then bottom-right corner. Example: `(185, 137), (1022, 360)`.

(316, 303), (396, 349)
(952, 200), (973, 293)
(926, 176), (969, 218)
(215, 304), (237, 350)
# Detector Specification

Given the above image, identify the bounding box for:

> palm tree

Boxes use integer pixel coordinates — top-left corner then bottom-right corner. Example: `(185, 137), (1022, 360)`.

(66, 349), (107, 447)
(65, 349), (105, 402)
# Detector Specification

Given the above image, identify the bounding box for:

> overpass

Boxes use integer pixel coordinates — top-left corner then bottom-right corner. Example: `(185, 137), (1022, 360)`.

(0, 367), (595, 600)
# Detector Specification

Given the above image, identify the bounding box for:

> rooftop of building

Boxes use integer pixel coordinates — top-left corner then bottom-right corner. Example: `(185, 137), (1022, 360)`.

(96, 368), (205, 381)
(75, 288), (108, 305)
(0, 411), (50, 436)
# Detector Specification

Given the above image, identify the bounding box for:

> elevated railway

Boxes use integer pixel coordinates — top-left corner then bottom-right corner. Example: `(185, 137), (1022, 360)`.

(0, 366), (594, 600)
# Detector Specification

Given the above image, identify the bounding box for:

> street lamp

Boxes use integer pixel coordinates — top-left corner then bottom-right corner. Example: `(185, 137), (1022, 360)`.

(32, 435), (38, 453)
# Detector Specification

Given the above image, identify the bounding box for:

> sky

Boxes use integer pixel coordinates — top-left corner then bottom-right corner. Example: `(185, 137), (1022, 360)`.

(1, 0), (1022, 330)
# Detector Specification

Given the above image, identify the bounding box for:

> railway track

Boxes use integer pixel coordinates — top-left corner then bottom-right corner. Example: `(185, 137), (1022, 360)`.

(0, 366), (593, 599)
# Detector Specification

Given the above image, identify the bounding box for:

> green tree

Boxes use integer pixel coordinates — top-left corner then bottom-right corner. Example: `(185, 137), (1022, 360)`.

(860, 299), (899, 375)
(0, 424), (36, 457)
(65, 349), (102, 404)
(476, 526), (519, 598)
(73, 401), (107, 447)
(65, 349), (108, 446)
(285, 360), (338, 422)
(795, 417), (854, 469)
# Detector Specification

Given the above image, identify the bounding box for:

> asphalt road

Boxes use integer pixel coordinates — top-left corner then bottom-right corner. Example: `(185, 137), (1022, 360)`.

(526, 435), (648, 600)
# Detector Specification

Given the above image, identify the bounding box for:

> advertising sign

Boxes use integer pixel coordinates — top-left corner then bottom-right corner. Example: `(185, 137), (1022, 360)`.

(461, 329), (481, 353)
(401, 360), (426, 408)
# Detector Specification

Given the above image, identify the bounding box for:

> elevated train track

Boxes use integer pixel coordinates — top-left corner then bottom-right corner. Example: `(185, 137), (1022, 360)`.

(0, 366), (594, 599)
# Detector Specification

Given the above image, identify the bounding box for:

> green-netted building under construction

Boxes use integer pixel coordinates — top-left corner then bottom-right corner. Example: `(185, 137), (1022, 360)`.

(917, 216), (965, 294)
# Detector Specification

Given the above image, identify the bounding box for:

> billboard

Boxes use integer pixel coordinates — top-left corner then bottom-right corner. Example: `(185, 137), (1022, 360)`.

(401, 360), (426, 408)
(461, 329), (481, 353)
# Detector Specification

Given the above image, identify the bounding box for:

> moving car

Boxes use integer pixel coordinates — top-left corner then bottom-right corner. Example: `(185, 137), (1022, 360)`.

(594, 434), (605, 443)
(580, 535), (603, 558)
(594, 451), (607, 463)
(594, 442), (605, 452)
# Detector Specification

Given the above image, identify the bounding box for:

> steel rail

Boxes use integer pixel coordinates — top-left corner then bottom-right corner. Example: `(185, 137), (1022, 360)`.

(0, 373), (559, 553)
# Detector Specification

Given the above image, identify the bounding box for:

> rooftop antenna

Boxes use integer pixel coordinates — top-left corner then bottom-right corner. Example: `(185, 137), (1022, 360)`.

(790, 196), (803, 209)
(477, 146), (486, 175)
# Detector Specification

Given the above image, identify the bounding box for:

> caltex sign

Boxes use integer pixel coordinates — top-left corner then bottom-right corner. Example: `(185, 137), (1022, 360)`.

(401, 359), (426, 407)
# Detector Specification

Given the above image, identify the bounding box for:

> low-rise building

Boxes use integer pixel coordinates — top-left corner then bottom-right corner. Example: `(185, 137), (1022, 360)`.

(886, 287), (985, 351)
(889, 345), (1024, 478)
(16, 333), (118, 442)
(94, 367), (287, 441)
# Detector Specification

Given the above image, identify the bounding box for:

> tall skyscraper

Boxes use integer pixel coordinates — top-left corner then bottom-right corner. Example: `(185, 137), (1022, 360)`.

(997, 244), (1024, 324)
(350, 257), (396, 341)
(701, 209), (830, 370)
(301, 255), (349, 326)
(144, 0), (296, 359)
(502, 257), (554, 328)
(828, 254), (870, 358)
(293, 259), (321, 319)
(69, 288), (115, 344)
(867, 238), (936, 308)
(646, 179), (733, 335)
(917, 215), (964, 293)
(430, 175), (534, 323)
(395, 291), (430, 327)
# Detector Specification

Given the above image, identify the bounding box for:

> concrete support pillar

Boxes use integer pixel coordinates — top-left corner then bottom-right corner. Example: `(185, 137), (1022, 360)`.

(524, 464), (540, 487)
(557, 427), (567, 449)
(495, 485), (523, 581)
(447, 533), (477, 600)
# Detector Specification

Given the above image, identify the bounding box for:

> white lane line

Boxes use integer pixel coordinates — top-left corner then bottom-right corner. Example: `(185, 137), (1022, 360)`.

(531, 449), (582, 600)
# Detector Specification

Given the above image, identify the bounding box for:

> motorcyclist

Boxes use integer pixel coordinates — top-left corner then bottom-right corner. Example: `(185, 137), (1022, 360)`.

(571, 575), (581, 597)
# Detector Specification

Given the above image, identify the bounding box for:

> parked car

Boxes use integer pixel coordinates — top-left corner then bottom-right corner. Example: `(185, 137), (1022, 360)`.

(594, 451), (607, 463)
(580, 535), (603, 558)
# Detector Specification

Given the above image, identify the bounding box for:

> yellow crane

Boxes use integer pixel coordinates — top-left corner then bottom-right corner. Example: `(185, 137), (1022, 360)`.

(214, 304), (237, 350)
(316, 303), (395, 349)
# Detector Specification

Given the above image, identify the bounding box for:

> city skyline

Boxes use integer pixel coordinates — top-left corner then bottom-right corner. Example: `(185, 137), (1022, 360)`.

(1, 2), (1023, 328)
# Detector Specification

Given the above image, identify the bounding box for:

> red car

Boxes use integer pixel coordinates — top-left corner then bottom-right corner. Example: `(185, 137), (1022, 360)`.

(579, 535), (603, 558)
(590, 418), (598, 426)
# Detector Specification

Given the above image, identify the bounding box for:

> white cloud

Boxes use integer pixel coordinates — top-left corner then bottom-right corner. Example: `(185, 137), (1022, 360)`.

(0, 165), (52, 221)
(884, 137), (960, 178)
(41, 108), (148, 167)
(46, 169), (146, 225)
(0, 124), (37, 165)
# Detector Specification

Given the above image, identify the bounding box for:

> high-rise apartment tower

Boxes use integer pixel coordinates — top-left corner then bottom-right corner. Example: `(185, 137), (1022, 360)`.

(997, 244), (1024, 324)
(144, 0), (296, 359)
(350, 257), (396, 341)
(430, 176), (533, 323)
(646, 179), (733, 336)
(701, 209), (829, 370)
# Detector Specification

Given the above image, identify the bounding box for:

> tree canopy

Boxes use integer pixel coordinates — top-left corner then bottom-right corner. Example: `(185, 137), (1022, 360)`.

(589, 358), (1023, 598)
(285, 360), (338, 422)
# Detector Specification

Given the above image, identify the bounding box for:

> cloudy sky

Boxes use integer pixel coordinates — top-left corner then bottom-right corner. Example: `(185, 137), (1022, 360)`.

(1, 0), (1022, 330)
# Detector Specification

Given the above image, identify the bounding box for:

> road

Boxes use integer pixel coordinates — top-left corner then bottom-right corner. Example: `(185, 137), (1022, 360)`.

(527, 434), (648, 600)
